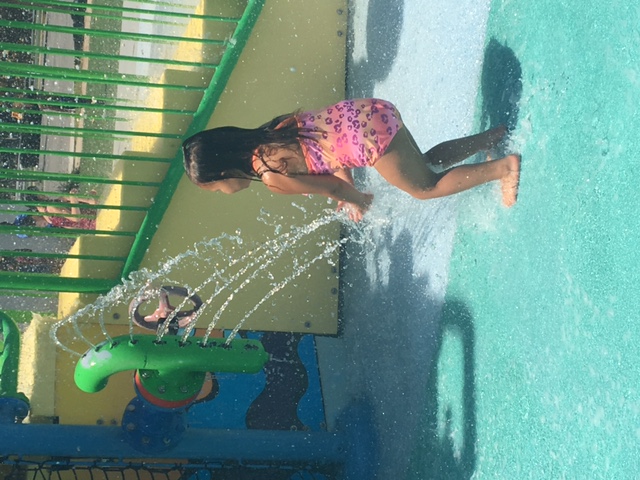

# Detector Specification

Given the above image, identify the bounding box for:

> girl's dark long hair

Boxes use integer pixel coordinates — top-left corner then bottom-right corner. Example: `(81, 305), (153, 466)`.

(182, 114), (303, 184)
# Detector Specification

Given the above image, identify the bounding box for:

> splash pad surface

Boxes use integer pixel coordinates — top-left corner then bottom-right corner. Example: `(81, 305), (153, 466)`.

(426, 0), (640, 477)
(340, 0), (638, 478)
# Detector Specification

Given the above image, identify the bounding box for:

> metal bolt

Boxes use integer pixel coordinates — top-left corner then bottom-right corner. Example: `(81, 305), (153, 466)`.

(337, 31), (344, 37)
(337, 8), (344, 15)
(179, 385), (189, 393)
(163, 437), (172, 445)
(304, 321), (312, 329)
(157, 385), (166, 394)
(112, 312), (120, 320)
(126, 404), (136, 412)
(142, 436), (150, 445)
(331, 287), (338, 295)
(126, 423), (136, 432)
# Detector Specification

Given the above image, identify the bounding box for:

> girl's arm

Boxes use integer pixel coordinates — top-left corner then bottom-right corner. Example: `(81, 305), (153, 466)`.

(45, 206), (79, 222)
(330, 169), (364, 220)
(260, 171), (373, 221)
(36, 207), (55, 226)
(260, 171), (364, 202)
(45, 189), (96, 223)
(332, 168), (355, 186)
(62, 188), (98, 206)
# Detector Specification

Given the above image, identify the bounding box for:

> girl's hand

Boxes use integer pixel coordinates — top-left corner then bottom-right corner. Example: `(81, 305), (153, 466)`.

(336, 193), (373, 222)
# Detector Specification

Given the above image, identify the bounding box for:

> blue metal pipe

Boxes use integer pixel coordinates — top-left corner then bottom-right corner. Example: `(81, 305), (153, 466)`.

(0, 424), (345, 464)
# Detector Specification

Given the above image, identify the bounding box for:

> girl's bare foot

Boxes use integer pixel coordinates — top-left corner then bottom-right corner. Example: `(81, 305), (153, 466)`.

(500, 154), (521, 207)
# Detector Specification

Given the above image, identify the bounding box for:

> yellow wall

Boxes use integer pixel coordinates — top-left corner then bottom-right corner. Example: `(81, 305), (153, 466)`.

(140, 0), (348, 335)
(23, 0), (348, 425)
(58, 0), (347, 336)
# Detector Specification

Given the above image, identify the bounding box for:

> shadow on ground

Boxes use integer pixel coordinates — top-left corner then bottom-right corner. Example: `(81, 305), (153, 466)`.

(339, 225), (476, 478)
(410, 299), (477, 479)
(480, 38), (523, 133)
(346, 0), (404, 97)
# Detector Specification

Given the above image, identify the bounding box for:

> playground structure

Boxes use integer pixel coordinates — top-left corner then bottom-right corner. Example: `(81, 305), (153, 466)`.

(0, 1), (376, 478)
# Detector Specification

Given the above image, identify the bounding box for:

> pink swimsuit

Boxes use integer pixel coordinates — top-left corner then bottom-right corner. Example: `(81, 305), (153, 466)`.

(295, 98), (403, 174)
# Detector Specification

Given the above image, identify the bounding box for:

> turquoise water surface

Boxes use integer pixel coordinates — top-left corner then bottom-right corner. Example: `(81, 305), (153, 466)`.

(416, 0), (640, 478)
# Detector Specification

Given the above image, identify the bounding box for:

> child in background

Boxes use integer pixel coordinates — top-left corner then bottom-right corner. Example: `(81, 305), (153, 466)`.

(183, 98), (520, 222)
(35, 189), (97, 231)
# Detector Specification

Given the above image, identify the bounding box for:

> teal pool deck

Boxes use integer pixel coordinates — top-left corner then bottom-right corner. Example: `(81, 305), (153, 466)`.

(341, 0), (639, 478)
(421, 0), (640, 478)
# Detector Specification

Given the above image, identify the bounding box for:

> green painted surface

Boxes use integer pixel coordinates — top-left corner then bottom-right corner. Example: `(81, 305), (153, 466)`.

(429, 0), (640, 477)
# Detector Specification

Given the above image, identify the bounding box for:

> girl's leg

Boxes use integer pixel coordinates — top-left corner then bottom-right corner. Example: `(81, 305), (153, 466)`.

(374, 127), (520, 206)
(424, 125), (507, 169)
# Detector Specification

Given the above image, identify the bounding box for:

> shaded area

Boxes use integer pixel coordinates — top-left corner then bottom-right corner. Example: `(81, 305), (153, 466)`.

(347, 0), (405, 97)
(479, 38), (522, 133)
(338, 226), (452, 478)
(413, 300), (477, 479)
(246, 332), (308, 431)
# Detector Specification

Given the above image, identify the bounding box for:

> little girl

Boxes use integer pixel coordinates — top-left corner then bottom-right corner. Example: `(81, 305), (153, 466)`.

(182, 98), (520, 222)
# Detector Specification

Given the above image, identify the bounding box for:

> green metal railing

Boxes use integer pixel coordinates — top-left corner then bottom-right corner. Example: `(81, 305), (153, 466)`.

(0, 0), (265, 312)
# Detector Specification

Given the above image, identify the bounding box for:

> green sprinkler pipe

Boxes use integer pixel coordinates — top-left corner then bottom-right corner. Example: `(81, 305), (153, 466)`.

(121, 0), (265, 279)
(75, 334), (268, 404)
